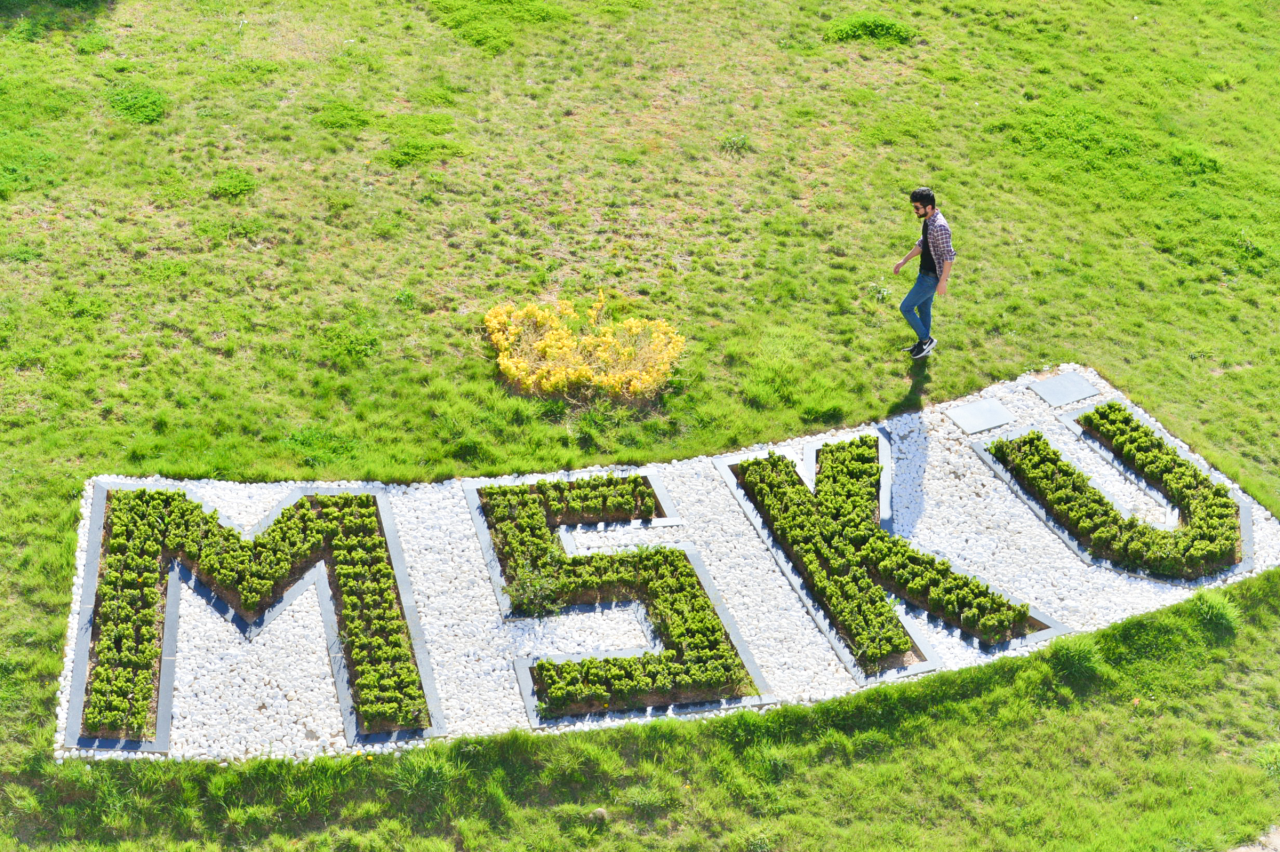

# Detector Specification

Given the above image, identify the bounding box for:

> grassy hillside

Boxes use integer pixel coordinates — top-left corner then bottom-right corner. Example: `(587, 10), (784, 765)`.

(0, 0), (1278, 847)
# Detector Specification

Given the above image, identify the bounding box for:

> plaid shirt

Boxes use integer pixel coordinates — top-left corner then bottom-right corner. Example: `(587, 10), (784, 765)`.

(916, 210), (956, 266)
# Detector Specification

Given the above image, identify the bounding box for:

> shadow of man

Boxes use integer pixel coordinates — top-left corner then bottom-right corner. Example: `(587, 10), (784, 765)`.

(887, 358), (932, 418)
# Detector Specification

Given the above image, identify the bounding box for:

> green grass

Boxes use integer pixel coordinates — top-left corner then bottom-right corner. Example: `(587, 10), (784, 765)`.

(0, 0), (1278, 847)
(13, 568), (1280, 850)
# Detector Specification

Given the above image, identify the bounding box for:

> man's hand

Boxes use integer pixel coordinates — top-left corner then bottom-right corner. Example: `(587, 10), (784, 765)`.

(936, 259), (953, 295)
(895, 245), (921, 274)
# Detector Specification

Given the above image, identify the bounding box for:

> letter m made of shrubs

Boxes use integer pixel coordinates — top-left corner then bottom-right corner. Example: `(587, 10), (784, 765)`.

(82, 491), (428, 740)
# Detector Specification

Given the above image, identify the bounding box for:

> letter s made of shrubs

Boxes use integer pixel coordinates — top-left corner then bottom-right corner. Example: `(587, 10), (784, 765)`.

(478, 474), (754, 718)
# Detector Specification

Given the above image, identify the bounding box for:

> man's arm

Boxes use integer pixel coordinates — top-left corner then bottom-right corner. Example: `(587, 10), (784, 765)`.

(892, 245), (921, 274)
(932, 218), (956, 294)
(936, 259), (953, 295)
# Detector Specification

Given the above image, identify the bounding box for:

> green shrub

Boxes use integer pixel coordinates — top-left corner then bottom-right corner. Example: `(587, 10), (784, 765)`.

(479, 475), (751, 717)
(431, 0), (571, 55)
(6, 18), (42, 43)
(824, 14), (916, 45)
(83, 491), (428, 738)
(989, 403), (1241, 579)
(738, 438), (1029, 667)
(1189, 589), (1241, 638)
(209, 168), (258, 200)
(410, 84), (457, 107)
(107, 82), (168, 124)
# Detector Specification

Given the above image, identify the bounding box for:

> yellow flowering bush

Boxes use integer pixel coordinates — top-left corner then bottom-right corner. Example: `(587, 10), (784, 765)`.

(484, 294), (685, 400)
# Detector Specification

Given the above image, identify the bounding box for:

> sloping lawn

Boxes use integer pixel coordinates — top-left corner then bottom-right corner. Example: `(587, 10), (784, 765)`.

(0, 0), (1277, 847)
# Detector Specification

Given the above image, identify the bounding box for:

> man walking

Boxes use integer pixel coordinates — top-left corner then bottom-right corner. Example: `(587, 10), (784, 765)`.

(892, 187), (955, 358)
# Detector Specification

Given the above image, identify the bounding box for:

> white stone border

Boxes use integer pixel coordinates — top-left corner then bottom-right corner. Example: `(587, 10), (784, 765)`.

(52, 366), (1280, 762)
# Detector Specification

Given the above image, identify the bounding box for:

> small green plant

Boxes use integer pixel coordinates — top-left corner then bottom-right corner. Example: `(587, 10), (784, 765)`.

(370, 214), (403, 240)
(718, 134), (752, 157)
(1045, 633), (1108, 686)
(323, 190), (359, 218)
(320, 319), (381, 366)
(107, 82), (169, 124)
(227, 216), (268, 240)
(1190, 589), (1242, 638)
(312, 99), (371, 131)
(864, 281), (891, 302)
(824, 14), (917, 45)
(387, 137), (464, 167)
(1255, 743), (1280, 781)
(210, 168), (258, 200)
(75, 33), (111, 55)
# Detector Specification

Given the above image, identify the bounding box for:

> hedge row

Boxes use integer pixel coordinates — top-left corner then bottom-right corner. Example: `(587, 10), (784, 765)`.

(479, 477), (752, 717)
(738, 437), (1030, 670)
(83, 491), (426, 739)
(534, 474), (657, 526)
(82, 491), (167, 738)
(324, 495), (428, 730)
(989, 402), (1239, 579)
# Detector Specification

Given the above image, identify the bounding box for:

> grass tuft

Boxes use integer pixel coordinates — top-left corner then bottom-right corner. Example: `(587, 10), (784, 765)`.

(209, 168), (258, 200)
(74, 32), (109, 54)
(1044, 633), (1109, 688)
(107, 81), (167, 124)
(429, 0), (572, 53)
(312, 99), (371, 131)
(1190, 588), (1243, 638)
(824, 13), (916, 45)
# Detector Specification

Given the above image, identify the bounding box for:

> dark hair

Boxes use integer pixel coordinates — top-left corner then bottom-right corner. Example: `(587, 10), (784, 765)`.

(910, 187), (936, 208)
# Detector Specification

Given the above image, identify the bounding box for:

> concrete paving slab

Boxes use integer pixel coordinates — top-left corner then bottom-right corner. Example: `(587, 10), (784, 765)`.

(947, 399), (1015, 434)
(1030, 372), (1101, 407)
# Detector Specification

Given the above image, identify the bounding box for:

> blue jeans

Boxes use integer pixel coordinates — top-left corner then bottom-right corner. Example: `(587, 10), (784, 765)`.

(900, 272), (938, 341)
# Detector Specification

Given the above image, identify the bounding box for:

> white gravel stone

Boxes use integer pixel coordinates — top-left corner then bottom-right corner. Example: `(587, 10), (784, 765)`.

(52, 365), (1280, 761)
